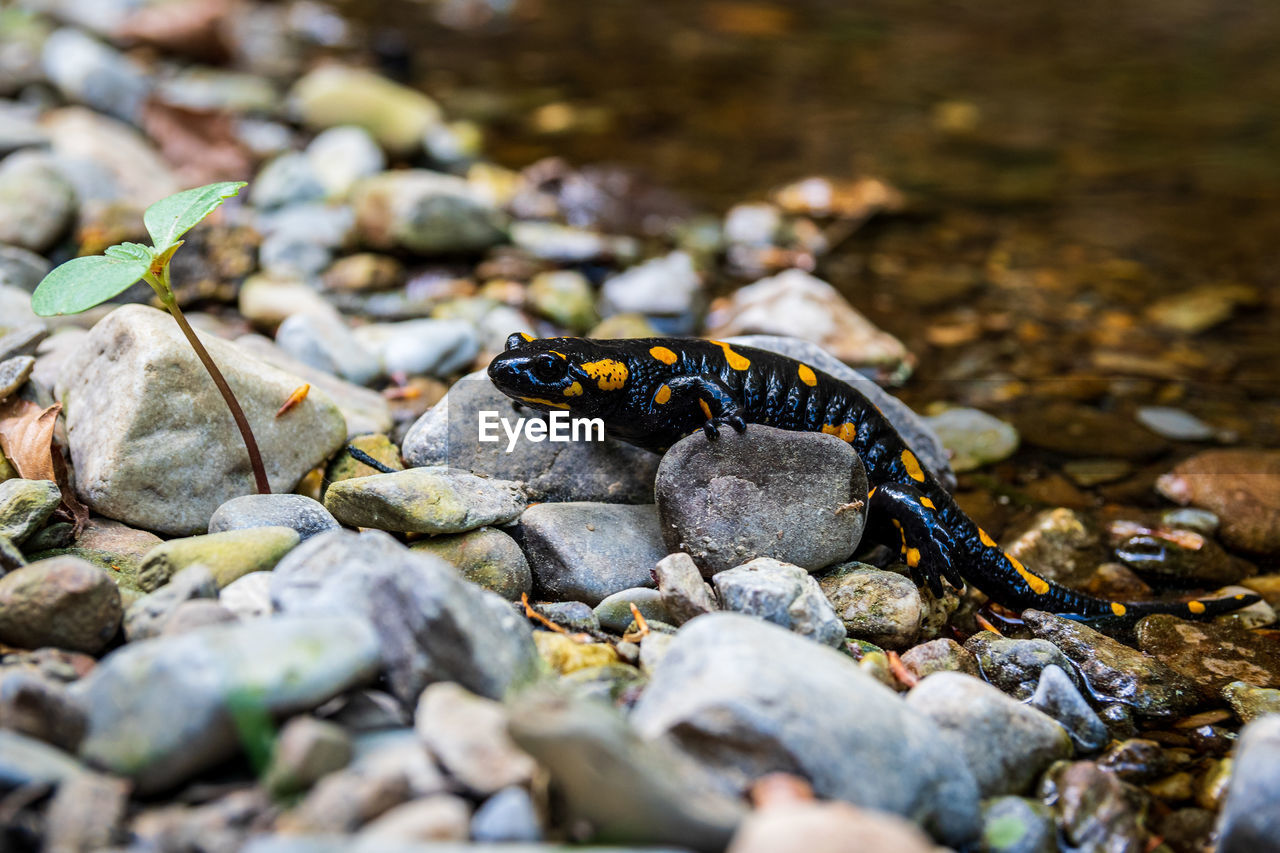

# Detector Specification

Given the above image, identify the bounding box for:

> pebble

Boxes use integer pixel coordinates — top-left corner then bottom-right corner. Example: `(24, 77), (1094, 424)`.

(707, 269), (913, 379)
(402, 371), (658, 502)
(0, 729), (85, 790)
(728, 798), (937, 853)
(1136, 406), (1216, 441)
(470, 786), (543, 842)
(208, 493), (340, 541)
(0, 354), (34, 398)
(1015, 401), (1168, 460)
(352, 318), (479, 377)
(256, 203), (354, 278)
(306, 126), (386, 199)
(58, 305), (348, 536)
(289, 64), (443, 155)
(0, 244), (51, 293)
(712, 558), (846, 647)
(509, 220), (639, 264)
(321, 253), (404, 293)
(1156, 450), (1280, 554)
(963, 630), (1083, 700)
(519, 502), (666, 605)
(1023, 610), (1203, 717)
(906, 671), (1071, 796)
(588, 312), (662, 339)
(509, 690), (746, 851)
(410, 526), (531, 600)
(136, 526), (300, 593)
(527, 269), (599, 332)
(0, 322), (48, 364)
(160, 599), (238, 635)
(0, 556), (121, 654)
(217, 570), (274, 620)
(533, 601), (600, 633)
(237, 275), (336, 326)
(250, 151), (327, 210)
(899, 638), (979, 680)
(818, 564), (922, 649)
(980, 796), (1057, 853)
(1222, 681), (1280, 723)
(630, 613), (981, 845)
(0, 152), (76, 253)
(352, 170), (507, 254)
(358, 794), (471, 842)
(1061, 458), (1134, 487)
(1003, 507), (1102, 587)
(73, 615), (380, 793)
(599, 251), (702, 324)
(923, 407), (1020, 472)
(41, 27), (150, 123)
(0, 533), (26, 573)
(593, 587), (669, 633)
(1216, 715), (1280, 852)
(1136, 614), (1280, 693)
(262, 716), (354, 797)
(0, 669), (87, 751)
(325, 434), (405, 483)
(1041, 760), (1148, 850)
(41, 106), (179, 208)
(656, 425), (868, 576)
(0, 477), (61, 545)
(123, 564), (219, 641)
(415, 682), (537, 795)
(276, 761), (410, 834)
(1110, 521), (1250, 586)
(271, 529), (540, 703)
(324, 467), (525, 535)
(42, 766), (130, 852)
(653, 551), (718, 625)
(1028, 664), (1109, 753)
(275, 308), (383, 386)
(155, 67), (280, 113)
(424, 119), (483, 167)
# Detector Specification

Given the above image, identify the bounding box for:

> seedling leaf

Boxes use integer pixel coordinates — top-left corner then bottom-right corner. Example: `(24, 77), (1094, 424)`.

(143, 181), (246, 251)
(104, 242), (155, 263)
(30, 254), (151, 316)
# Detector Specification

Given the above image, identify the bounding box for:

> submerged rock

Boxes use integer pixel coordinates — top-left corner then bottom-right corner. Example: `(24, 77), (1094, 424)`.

(1156, 450), (1280, 554)
(1136, 615), (1280, 693)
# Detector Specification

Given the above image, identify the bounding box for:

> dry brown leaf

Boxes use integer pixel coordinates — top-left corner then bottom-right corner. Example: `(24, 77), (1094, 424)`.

(142, 99), (253, 187)
(0, 397), (59, 482)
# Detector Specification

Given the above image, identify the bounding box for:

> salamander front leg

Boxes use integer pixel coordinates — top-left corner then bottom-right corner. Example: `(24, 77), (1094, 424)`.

(867, 482), (962, 596)
(650, 375), (747, 440)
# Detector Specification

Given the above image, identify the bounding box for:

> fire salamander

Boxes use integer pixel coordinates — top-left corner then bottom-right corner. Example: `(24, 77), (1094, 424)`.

(488, 333), (1260, 624)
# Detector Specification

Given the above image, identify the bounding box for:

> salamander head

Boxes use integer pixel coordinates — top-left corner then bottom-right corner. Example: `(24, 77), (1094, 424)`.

(487, 333), (629, 417)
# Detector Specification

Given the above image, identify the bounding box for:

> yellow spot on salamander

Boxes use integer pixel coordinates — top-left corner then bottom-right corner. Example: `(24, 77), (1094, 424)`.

(519, 332), (534, 342)
(649, 346), (678, 365)
(580, 358), (629, 390)
(821, 423), (857, 442)
(868, 487), (877, 498)
(798, 364), (817, 386)
(905, 547), (921, 568)
(978, 528), (998, 548)
(1187, 600), (1206, 614)
(520, 396), (570, 410)
(548, 350), (568, 359)
(710, 340), (751, 371)
(563, 381), (583, 397)
(654, 384), (671, 405)
(919, 497), (935, 510)
(1111, 602), (1127, 617)
(901, 449), (925, 482)
(1006, 553), (1051, 595)
(698, 398), (713, 420)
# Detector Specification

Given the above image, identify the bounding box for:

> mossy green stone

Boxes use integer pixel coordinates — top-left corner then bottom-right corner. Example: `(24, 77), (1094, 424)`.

(410, 526), (530, 600)
(324, 468), (525, 534)
(136, 526), (301, 592)
(324, 433), (403, 488)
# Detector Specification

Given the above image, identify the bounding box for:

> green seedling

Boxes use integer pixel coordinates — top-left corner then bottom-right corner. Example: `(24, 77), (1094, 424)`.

(31, 181), (270, 494)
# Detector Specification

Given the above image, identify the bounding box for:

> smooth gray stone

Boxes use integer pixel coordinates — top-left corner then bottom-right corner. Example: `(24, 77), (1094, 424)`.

(209, 494), (341, 541)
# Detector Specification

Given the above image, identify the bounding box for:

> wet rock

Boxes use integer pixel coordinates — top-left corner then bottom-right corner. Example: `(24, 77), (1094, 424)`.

(906, 672), (1071, 796)
(899, 638), (979, 680)
(0, 477), (60, 545)
(923, 407), (1020, 472)
(1023, 610), (1203, 717)
(510, 690), (746, 852)
(654, 551), (718, 625)
(263, 716), (353, 797)
(1029, 664), (1109, 753)
(0, 152), (75, 253)
(599, 250), (702, 325)
(359, 794), (472, 842)
(0, 556), (121, 654)
(218, 570), (273, 620)
(631, 613), (981, 845)
(137, 527), (299, 592)
(0, 669), (86, 751)
(0, 354), (34, 398)
(520, 502), (665, 606)
(324, 468), (524, 535)
(708, 269), (912, 379)
(1043, 760), (1149, 852)
(1109, 521), (1250, 586)
(0, 729), (84, 789)
(593, 587), (669, 633)
(415, 682), (536, 795)
(656, 425), (868, 576)
(1136, 406), (1215, 442)
(964, 631), (1083, 700)
(709, 558), (844, 646)
(980, 796), (1057, 853)
(402, 371), (658, 503)
(271, 529), (539, 703)
(1004, 508), (1102, 587)
(353, 170), (506, 254)
(58, 305), (348, 536)
(1016, 401), (1169, 460)
(290, 65), (443, 155)
(208, 493), (340, 541)
(410, 526), (531, 600)
(728, 798), (937, 853)
(818, 564), (922, 649)
(275, 308), (383, 386)
(1136, 615), (1280, 693)
(73, 615), (379, 793)
(470, 786), (543, 842)
(42, 28), (150, 122)
(1217, 715), (1280, 853)
(43, 768), (130, 853)
(527, 269), (599, 332)
(352, 318), (479, 377)
(1222, 681), (1280, 723)
(123, 564), (218, 641)
(1156, 450), (1280, 554)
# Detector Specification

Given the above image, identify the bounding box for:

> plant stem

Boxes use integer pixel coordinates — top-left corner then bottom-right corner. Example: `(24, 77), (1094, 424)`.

(151, 271), (271, 495)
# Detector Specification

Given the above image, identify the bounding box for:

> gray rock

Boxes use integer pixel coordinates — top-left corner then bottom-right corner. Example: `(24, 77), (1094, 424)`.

(0, 321), (48, 362)
(0, 477), (60, 545)
(0, 285), (41, 334)
(599, 251), (701, 320)
(209, 494), (340, 541)
(414, 682), (537, 795)
(0, 556), (121, 654)
(630, 613), (981, 845)
(818, 564), (922, 649)
(41, 107), (179, 209)
(124, 564), (219, 641)
(725, 335), (955, 491)
(0, 244), (51, 293)
(594, 587), (670, 633)
(470, 786), (543, 842)
(352, 170), (507, 254)
(159, 599), (238, 635)
(654, 552), (718, 625)
(271, 529), (540, 703)
(712, 558), (845, 647)
(57, 305), (348, 536)
(656, 425), (868, 575)
(411, 526), (531, 600)
(964, 630), (1084, 700)
(41, 27), (150, 122)
(358, 794), (471, 842)
(0, 730), (84, 790)
(72, 615), (380, 793)
(923, 407), (1020, 472)
(1136, 406), (1215, 442)
(1217, 715), (1280, 853)
(533, 601), (599, 633)
(0, 103), (47, 157)
(250, 151), (327, 210)
(1029, 664), (1109, 753)
(402, 372), (658, 503)
(306, 126), (386, 199)
(136, 526), (301, 592)
(353, 318), (479, 378)
(0, 533), (26, 573)
(218, 570), (274, 620)
(899, 638), (980, 680)
(905, 671), (1072, 796)
(263, 716), (354, 797)
(324, 468), (525, 535)
(728, 799), (939, 853)
(510, 690), (746, 852)
(981, 796), (1057, 853)
(0, 152), (75, 253)
(0, 669), (87, 751)
(275, 309), (383, 387)
(0, 354), (34, 398)
(256, 204), (352, 278)
(520, 502), (666, 606)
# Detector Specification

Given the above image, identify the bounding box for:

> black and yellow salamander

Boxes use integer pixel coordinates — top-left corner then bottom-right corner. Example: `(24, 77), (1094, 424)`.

(488, 333), (1260, 624)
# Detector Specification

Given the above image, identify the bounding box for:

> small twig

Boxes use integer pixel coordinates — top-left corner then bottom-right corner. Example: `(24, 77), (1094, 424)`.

(622, 603), (650, 643)
(974, 612), (1003, 635)
(522, 593), (568, 634)
(886, 650), (919, 688)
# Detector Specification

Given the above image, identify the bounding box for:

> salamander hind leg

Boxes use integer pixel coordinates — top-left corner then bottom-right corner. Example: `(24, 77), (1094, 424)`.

(652, 375), (747, 440)
(867, 483), (962, 597)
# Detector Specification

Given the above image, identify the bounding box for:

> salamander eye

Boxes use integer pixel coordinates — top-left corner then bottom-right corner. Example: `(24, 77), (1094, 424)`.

(531, 353), (565, 381)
